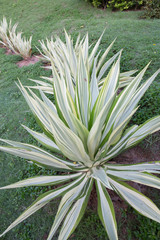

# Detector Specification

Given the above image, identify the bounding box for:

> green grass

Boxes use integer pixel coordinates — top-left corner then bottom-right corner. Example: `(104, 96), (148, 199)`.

(0, 0), (160, 239)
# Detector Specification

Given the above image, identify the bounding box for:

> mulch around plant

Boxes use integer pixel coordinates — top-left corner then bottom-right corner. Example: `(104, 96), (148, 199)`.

(88, 142), (160, 214)
(16, 55), (40, 67)
(5, 48), (16, 55)
(42, 62), (51, 70)
(0, 45), (41, 67)
(87, 142), (160, 240)
(0, 45), (16, 55)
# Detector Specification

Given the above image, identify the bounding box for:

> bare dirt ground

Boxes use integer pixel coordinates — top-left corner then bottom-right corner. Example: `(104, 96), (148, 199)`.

(88, 133), (160, 239)
(16, 55), (40, 67)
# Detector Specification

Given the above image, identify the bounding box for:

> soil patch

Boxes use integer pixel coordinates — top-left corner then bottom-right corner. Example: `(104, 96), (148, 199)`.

(111, 144), (160, 165)
(0, 45), (16, 55)
(88, 142), (160, 214)
(16, 55), (40, 67)
(5, 48), (16, 55)
(42, 62), (51, 70)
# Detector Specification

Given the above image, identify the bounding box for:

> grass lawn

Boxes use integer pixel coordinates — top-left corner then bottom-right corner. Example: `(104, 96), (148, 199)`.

(0, 0), (160, 239)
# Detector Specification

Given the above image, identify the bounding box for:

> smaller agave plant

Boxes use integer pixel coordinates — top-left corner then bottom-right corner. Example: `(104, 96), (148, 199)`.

(33, 31), (137, 93)
(0, 17), (16, 45)
(0, 17), (32, 59)
(7, 30), (32, 59)
(0, 32), (160, 240)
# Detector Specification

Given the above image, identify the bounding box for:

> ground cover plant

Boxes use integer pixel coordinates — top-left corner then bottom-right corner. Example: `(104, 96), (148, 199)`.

(142, 0), (160, 19)
(85, 0), (144, 10)
(107, 0), (144, 11)
(0, 0), (160, 239)
(0, 30), (160, 240)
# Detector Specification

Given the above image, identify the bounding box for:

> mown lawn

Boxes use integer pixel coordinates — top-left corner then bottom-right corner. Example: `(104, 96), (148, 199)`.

(0, 0), (160, 239)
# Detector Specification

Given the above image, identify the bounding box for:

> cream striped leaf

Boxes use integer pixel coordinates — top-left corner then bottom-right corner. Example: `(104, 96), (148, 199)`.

(109, 177), (160, 223)
(115, 68), (160, 128)
(97, 38), (116, 73)
(76, 51), (90, 127)
(107, 170), (160, 189)
(0, 173), (82, 189)
(126, 116), (160, 149)
(91, 167), (112, 189)
(0, 139), (72, 170)
(22, 125), (60, 153)
(106, 162), (160, 172)
(92, 54), (121, 122)
(0, 177), (84, 238)
(101, 63), (151, 143)
(47, 176), (89, 240)
(47, 110), (92, 167)
(96, 180), (118, 240)
(57, 179), (93, 240)
(97, 51), (121, 81)
(87, 93), (115, 160)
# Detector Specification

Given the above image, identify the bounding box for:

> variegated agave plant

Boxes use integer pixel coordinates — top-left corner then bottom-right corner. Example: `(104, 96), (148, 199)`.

(0, 17), (14, 45)
(0, 17), (32, 59)
(7, 30), (32, 59)
(0, 33), (160, 240)
(32, 31), (137, 93)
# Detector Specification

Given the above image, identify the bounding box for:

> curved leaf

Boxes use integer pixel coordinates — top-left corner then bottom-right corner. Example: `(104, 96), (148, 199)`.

(109, 177), (160, 223)
(96, 180), (118, 240)
(0, 173), (82, 189)
(0, 175), (85, 238)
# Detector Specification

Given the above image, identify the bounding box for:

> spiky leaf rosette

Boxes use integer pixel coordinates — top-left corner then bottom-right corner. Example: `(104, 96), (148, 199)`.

(31, 31), (137, 93)
(0, 17), (14, 45)
(0, 17), (32, 59)
(0, 33), (160, 240)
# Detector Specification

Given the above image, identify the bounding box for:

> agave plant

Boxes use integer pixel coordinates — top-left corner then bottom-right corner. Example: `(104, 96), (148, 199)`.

(7, 30), (32, 59)
(0, 32), (160, 240)
(32, 31), (137, 94)
(0, 17), (17, 45)
(0, 17), (32, 59)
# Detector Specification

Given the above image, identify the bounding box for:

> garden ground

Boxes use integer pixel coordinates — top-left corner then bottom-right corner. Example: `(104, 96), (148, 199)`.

(0, 0), (160, 239)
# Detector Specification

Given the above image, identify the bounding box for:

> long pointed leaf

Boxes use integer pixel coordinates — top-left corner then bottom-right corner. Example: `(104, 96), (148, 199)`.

(96, 180), (118, 240)
(0, 139), (71, 170)
(91, 167), (112, 189)
(47, 176), (90, 240)
(0, 176), (84, 238)
(109, 177), (160, 223)
(57, 179), (93, 240)
(108, 170), (160, 189)
(0, 173), (82, 189)
(22, 125), (60, 153)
